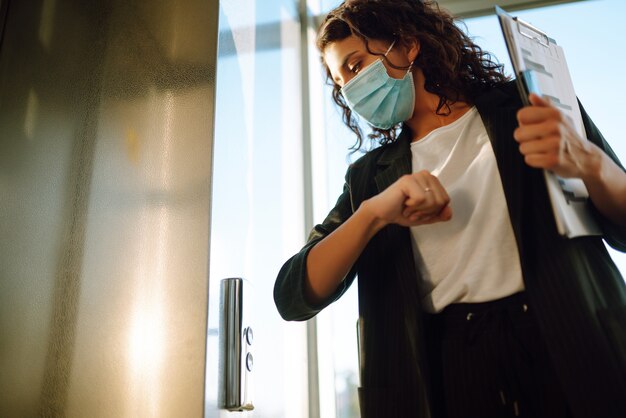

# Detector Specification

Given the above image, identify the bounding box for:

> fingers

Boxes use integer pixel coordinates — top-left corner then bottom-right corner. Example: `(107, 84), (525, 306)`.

(514, 119), (561, 143)
(514, 120), (564, 170)
(522, 153), (560, 170)
(514, 93), (592, 177)
(404, 172), (447, 209)
(401, 173), (432, 208)
(372, 171), (452, 228)
(514, 94), (563, 163)
(528, 92), (550, 107)
(406, 203), (453, 224)
(412, 204), (453, 225)
(401, 171), (450, 220)
(423, 176), (450, 213)
(517, 101), (562, 126)
(517, 133), (561, 155)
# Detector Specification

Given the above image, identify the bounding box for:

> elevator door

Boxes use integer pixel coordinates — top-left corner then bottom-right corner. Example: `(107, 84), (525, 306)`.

(0, 1), (217, 416)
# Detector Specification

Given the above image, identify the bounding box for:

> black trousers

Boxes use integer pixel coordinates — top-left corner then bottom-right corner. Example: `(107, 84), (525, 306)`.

(423, 292), (573, 418)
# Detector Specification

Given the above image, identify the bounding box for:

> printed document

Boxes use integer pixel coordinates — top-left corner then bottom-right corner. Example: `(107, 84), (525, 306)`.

(497, 6), (601, 238)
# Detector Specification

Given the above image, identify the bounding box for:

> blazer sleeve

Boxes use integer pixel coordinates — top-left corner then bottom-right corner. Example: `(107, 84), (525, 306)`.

(273, 169), (359, 321)
(579, 100), (626, 251)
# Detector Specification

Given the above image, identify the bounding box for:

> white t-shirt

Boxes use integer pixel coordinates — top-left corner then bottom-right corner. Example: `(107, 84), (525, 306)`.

(410, 107), (524, 313)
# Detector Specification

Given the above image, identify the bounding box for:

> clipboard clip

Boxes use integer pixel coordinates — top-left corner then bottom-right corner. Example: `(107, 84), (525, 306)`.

(514, 17), (550, 47)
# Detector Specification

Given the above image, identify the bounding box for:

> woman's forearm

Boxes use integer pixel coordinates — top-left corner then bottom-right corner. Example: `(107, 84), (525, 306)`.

(304, 201), (385, 305)
(582, 146), (626, 226)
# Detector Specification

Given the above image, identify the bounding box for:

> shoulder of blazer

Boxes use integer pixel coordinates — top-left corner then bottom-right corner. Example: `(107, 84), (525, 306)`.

(474, 80), (524, 117)
(348, 129), (412, 172)
(349, 140), (400, 169)
(345, 130), (412, 200)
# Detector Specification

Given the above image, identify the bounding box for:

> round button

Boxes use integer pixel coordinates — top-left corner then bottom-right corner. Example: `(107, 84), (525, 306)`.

(246, 352), (254, 372)
(244, 327), (253, 345)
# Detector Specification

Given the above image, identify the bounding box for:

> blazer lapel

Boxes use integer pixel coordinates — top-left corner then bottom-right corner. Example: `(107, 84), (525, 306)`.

(374, 129), (412, 193)
(369, 129), (425, 381)
(474, 83), (531, 262)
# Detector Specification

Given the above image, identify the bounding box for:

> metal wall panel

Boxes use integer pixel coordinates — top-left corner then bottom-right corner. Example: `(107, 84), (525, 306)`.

(0, 0), (218, 416)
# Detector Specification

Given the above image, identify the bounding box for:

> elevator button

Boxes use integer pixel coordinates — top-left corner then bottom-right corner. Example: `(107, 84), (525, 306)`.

(244, 327), (253, 345)
(246, 353), (253, 372)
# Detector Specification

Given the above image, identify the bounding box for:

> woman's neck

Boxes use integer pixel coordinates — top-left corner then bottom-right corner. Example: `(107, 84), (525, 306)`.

(405, 70), (472, 142)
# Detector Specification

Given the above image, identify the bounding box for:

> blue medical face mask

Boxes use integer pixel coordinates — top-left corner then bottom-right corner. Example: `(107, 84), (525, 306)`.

(340, 41), (415, 130)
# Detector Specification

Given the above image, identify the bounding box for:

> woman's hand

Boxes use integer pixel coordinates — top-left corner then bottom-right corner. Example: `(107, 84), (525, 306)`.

(515, 93), (626, 225)
(362, 170), (452, 228)
(514, 93), (601, 179)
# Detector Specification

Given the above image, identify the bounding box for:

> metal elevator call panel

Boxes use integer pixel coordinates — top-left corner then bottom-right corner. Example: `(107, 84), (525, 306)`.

(218, 278), (254, 411)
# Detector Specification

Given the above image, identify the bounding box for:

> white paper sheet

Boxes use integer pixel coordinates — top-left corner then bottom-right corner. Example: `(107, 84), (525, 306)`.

(497, 6), (601, 238)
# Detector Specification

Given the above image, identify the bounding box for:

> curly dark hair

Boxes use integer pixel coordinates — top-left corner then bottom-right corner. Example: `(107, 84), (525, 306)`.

(316, 0), (509, 151)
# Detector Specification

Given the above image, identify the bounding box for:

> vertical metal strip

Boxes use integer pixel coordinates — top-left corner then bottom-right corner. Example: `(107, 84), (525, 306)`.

(299, 0), (314, 238)
(203, 0), (220, 416)
(0, 0), (10, 53)
(36, 3), (112, 414)
(298, 1), (320, 418)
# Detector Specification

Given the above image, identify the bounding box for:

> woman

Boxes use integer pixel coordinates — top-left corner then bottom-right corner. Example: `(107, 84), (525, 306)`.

(274, 1), (626, 417)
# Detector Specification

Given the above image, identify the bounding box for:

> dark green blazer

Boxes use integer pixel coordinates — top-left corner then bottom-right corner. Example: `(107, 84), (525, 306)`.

(274, 82), (626, 418)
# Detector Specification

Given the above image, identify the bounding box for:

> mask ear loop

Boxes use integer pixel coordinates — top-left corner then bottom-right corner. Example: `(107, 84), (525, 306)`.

(383, 40), (396, 57)
(383, 39), (415, 72)
(405, 60), (415, 75)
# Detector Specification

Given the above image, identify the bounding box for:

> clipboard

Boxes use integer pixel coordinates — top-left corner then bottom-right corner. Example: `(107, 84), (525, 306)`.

(496, 6), (602, 238)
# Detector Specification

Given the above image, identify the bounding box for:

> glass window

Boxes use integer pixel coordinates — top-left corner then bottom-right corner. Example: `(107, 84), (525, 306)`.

(205, 1), (309, 417)
(307, 1), (362, 417)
